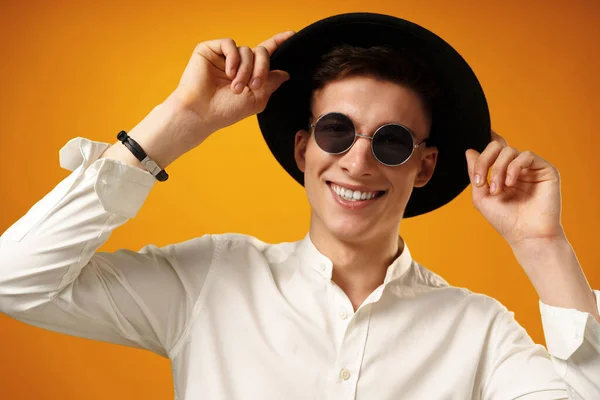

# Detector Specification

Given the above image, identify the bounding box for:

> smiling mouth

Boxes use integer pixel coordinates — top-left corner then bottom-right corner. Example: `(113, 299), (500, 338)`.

(327, 181), (386, 202)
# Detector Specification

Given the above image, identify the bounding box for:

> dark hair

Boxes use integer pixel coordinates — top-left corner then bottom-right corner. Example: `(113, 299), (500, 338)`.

(310, 44), (439, 126)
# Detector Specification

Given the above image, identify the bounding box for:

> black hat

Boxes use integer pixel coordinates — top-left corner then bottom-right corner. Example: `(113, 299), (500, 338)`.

(256, 12), (491, 217)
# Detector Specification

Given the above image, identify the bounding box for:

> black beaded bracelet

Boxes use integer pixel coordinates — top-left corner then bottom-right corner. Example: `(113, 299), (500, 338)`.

(117, 130), (169, 182)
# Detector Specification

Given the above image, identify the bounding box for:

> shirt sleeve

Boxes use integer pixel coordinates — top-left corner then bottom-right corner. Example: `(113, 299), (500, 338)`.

(480, 304), (570, 400)
(480, 292), (600, 400)
(0, 137), (215, 358)
(539, 290), (600, 399)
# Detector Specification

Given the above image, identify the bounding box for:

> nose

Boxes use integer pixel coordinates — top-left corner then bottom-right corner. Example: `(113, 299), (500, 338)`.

(337, 134), (378, 177)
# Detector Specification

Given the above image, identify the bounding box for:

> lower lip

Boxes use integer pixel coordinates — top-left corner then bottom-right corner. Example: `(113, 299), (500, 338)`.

(327, 183), (384, 210)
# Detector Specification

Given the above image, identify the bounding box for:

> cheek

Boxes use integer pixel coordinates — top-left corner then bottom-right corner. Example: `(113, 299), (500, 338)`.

(387, 168), (419, 199)
(304, 142), (333, 179)
(302, 146), (323, 194)
(303, 145), (337, 205)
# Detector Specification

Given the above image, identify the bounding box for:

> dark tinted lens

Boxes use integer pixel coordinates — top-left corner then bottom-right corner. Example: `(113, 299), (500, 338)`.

(372, 125), (414, 165)
(313, 113), (355, 154)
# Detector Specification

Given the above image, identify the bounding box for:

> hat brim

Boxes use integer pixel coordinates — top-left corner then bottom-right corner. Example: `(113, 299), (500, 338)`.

(257, 12), (491, 218)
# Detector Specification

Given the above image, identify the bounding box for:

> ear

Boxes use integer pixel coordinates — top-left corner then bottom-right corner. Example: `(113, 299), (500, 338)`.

(413, 146), (438, 188)
(294, 129), (310, 173)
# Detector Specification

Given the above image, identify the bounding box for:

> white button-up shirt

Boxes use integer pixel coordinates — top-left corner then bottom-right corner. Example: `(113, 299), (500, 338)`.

(1, 137), (599, 400)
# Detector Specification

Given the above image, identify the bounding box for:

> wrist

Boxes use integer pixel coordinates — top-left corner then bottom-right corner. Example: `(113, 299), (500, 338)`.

(510, 235), (597, 317)
(510, 234), (571, 281)
(127, 96), (213, 168)
(509, 232), (569, 260)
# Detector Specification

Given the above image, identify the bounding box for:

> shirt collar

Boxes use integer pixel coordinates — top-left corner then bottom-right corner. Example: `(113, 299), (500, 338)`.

(296, 233), (334, 279)
(295, 233), (414, 285)
(383, 240), (413, 285)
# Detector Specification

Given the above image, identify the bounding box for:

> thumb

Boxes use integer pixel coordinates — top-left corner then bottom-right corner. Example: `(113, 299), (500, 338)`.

(262, 70), (290, 95)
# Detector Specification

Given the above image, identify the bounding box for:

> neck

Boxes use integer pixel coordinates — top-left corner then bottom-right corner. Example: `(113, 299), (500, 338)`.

(309, 216), (404, 309)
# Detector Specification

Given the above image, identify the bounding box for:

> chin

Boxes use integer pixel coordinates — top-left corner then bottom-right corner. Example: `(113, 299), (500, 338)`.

(322, 214), (379, 243)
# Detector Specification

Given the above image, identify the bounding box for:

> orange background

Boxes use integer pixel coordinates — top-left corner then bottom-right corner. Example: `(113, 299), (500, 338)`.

(1, 0), (599, 398)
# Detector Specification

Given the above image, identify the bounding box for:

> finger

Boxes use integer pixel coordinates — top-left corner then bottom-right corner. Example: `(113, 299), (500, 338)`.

(203, 38), (239, 78)
(465, 149), (479, 183)
(261, 70), (290, 96)
(250, 45), (269, 90)
(491, 129), (508, 146)
(465, 149), (489, 204)
(231, 46), (254, 94)
(257, 30), (295, 56)
(472, 140), (504, 187)
(505, 150), (555, 186)
(489, 146), (520, 195)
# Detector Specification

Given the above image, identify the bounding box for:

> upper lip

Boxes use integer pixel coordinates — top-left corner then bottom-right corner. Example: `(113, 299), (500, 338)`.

(327, 181), (386, 193)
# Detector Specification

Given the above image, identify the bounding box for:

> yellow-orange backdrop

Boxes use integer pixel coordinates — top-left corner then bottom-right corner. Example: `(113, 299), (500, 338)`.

(1, 0), (599, 398)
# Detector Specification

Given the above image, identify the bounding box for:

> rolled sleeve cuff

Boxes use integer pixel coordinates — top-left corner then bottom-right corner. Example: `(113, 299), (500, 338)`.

(60, 137), (157, 219)
(92, 157), (156, 218)
(59, 136), (112, 172)
(59, 137), (156, 218)
(540, 290), (600, 360)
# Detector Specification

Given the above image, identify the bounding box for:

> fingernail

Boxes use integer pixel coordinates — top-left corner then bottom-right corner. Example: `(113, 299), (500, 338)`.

(251, 78), (261, 89)
(490, 181), (497, 194)
(474, 174), (481, 185)
(234, 82), (244, 93)
(505, 175), (512, 185)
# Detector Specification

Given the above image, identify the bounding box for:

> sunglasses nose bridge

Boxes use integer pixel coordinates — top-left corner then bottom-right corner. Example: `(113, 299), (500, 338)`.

(353, 132), (378, 160)
(340, 131), (379, 170)
(350, 132), (375, 155)
(354, 132), (373, 141)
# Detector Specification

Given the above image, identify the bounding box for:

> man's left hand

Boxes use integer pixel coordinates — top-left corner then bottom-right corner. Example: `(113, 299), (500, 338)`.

(465, 131), (565, 248)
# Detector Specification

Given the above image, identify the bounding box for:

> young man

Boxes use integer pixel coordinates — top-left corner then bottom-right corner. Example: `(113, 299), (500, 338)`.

(0, 13), (598, 399)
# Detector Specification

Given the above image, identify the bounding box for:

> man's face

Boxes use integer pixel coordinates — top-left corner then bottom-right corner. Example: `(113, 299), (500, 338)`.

(294, 75), (438, 243)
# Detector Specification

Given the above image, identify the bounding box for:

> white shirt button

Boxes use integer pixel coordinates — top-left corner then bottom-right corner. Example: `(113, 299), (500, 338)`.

(339, 368), (351, 381)
(338, 310), (348, 320)
(320, 263), (326, 272)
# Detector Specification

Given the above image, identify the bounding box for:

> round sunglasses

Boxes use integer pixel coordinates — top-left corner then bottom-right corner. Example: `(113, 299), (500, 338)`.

(309, 112), (427, 166)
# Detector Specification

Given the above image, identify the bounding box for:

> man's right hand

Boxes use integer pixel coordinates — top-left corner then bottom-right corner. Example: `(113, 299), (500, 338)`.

(101, 31), (295, 169)
(172, 31), (295, 135)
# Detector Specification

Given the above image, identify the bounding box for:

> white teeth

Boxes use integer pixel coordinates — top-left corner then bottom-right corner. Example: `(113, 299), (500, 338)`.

(330, 183), (381, 202)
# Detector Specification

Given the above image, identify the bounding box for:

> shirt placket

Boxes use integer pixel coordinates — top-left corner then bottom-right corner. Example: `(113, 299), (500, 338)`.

(329, 286), (374, 400)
